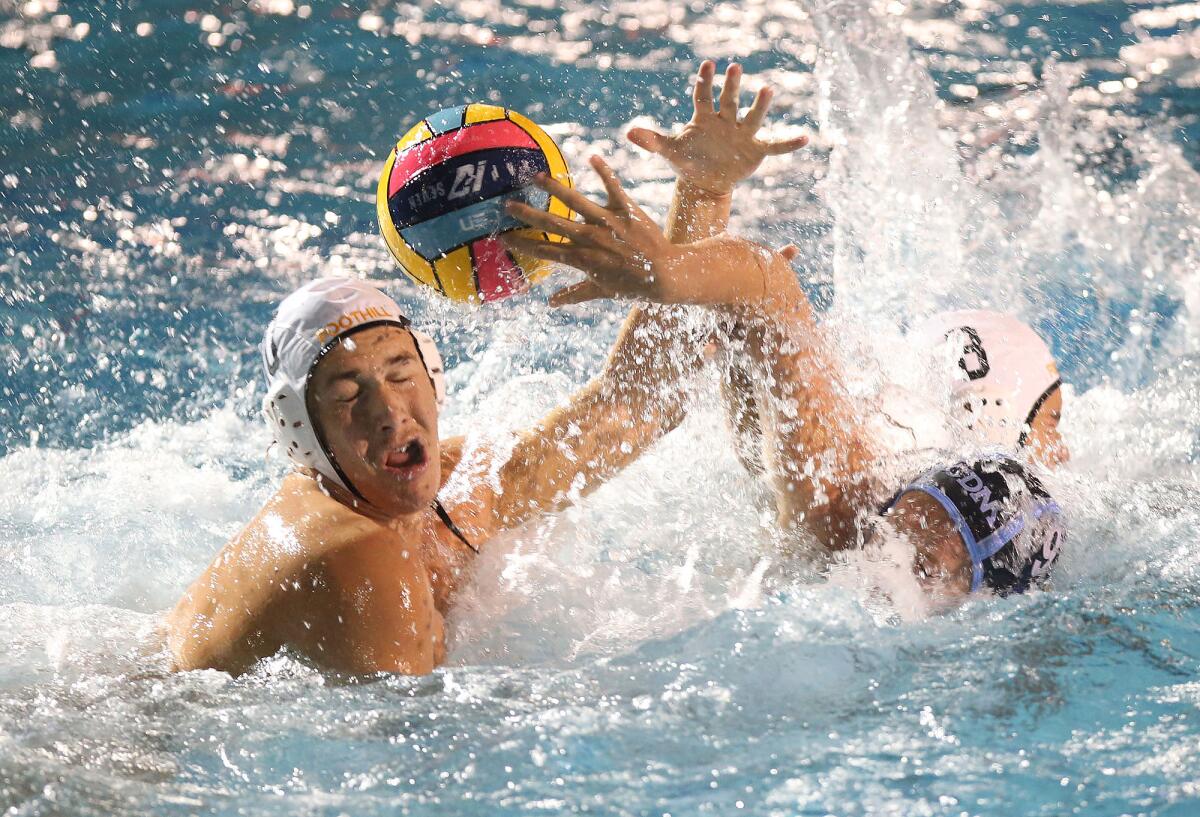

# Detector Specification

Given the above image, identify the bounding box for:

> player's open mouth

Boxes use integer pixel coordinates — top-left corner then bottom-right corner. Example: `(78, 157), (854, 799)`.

(382, 440), (427, 479)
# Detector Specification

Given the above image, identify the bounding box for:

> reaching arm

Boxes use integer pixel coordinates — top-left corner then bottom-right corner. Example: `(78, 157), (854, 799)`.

(728, 270), (880, 551)
(627, 60), (808, 475)
(631, 60), (807, 243)
(505, 166), (878, 552)
(490, 302), (699, 529)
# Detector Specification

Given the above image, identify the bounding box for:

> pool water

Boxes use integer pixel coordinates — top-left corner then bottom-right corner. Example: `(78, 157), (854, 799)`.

(2, 0), (1199, 814)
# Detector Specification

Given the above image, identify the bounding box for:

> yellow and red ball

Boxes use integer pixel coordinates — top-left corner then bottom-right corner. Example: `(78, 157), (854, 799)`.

(376, 103), (574, 303)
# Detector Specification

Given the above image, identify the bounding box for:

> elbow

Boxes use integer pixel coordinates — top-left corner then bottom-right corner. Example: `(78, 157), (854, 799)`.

(164, 600), (233, 673)
(660, 400), (687, 436)
(165, 611), (212, 672)
(164, 601), (199, 671)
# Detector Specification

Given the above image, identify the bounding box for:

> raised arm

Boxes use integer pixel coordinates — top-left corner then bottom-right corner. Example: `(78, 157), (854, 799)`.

(727, 276), (880, 552)
(475, 159), (703, 529)
(487, 303), (697, 529)
(631, 60), (807, 243)
(628, 60), (808, 473)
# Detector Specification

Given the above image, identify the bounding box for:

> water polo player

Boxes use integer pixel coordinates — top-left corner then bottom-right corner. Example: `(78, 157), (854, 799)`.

(167, 269), (703, 674)
(503, 64), (1065, 599)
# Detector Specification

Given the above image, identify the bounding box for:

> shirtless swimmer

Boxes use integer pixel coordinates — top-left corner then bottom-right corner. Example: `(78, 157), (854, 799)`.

(166, 153), (802, 675)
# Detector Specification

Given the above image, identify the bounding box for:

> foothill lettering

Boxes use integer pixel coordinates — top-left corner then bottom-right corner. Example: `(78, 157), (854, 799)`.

(315, 306), (394, 343)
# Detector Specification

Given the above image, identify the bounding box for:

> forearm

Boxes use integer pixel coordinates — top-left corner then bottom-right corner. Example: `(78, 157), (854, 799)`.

(496, 304), (701, 527)
(666, 179), (733, 243)
(719, 320), (766, 476)
(652, 233), (795, 308)
(664, 182), (766, 470)
(730, 283), (878, 551)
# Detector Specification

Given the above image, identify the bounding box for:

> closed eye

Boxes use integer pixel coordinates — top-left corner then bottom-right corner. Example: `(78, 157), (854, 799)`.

(385, 360), (419, 384)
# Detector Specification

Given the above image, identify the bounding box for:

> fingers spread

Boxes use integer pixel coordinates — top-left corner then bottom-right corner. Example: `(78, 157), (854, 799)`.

(548, 280), (613, 307)
(505, 200), (594, 243)
(763, 135), (810, 156)
(502, 234), (601, 270)
(692, 60), (716, 116)
(717, 63), (742, 119)
(743, 86), (773, 132)
(531, 173), (610, 225)
(589, 156), (628, 209)
(505, 234), (645, 294)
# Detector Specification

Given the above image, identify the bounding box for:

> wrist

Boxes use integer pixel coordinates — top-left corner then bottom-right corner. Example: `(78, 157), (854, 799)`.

(676, 177), (735, 201)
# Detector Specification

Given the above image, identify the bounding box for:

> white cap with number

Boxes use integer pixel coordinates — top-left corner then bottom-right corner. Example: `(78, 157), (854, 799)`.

(913, 309), (1062, 449)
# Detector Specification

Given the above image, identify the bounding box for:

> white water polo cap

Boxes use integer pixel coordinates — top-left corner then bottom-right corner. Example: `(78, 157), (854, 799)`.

(914, 309), (1062, 449)
(260, 277), (446, 492)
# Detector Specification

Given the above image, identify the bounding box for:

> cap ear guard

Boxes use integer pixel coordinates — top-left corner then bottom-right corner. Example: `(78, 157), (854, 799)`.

(262, 382), (352, 493)
(409, 328), (447, 409)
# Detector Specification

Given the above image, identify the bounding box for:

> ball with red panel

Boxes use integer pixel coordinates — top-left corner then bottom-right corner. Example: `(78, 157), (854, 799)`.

(376, 104), (574, 303)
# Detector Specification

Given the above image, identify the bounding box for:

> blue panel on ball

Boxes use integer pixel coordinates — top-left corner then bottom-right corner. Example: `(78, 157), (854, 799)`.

(399, 187), (550, 260)
(424, 106), (467, 136)
(388, 147), (550, 230)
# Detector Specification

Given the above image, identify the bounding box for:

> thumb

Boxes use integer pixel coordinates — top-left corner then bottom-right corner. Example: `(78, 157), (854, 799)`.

(626, 127), (669, 155)
(778, 243), (799, 261)
(549, 280), (613, 307)
(764, 134), (810, 156)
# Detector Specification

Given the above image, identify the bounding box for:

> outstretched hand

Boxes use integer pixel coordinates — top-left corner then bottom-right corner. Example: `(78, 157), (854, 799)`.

(627, 60), (808, 196)
(502, 156), (679, 306)
(504, 158), (802, 308)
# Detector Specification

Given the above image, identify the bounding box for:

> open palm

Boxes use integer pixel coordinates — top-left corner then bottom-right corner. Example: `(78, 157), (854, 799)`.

(627, 61), (808, 195)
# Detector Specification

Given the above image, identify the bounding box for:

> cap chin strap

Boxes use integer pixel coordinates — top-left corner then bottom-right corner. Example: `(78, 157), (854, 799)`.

(301, 319), (446, 504)
(1017, 379), (1062, 448)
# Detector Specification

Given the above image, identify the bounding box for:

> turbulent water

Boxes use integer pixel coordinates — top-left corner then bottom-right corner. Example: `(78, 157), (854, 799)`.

(2, 0), (1200, 814)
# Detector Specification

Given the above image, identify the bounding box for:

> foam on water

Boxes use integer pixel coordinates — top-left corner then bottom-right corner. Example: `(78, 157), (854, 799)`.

(2, 0), (1199, 814)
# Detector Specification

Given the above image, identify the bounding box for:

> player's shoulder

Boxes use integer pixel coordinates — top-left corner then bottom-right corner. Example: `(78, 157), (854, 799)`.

(267, 472), (390, 552)
(439, 435), (467, 476)
(436, 434), (501, 519)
